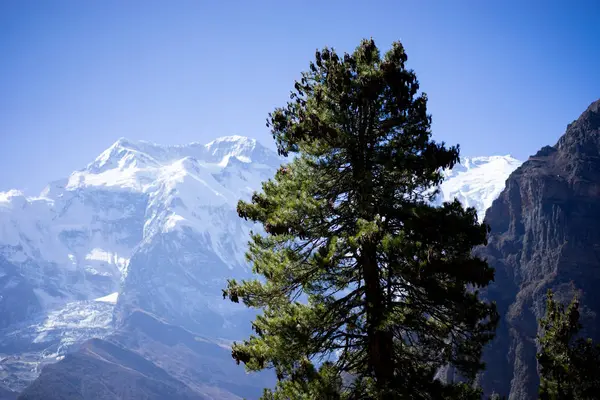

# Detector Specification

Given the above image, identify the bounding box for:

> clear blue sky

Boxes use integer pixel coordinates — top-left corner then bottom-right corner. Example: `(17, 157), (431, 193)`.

(1, 0), (599, 193)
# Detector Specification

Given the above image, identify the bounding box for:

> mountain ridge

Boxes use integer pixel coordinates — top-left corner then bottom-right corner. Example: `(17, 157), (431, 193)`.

(0, 136), (521, 397)
(477, 98), (600, 399)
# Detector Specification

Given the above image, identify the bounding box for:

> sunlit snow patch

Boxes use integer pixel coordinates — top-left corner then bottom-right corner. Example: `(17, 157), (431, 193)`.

(94, 292), (119, 304)
(437, 155), (522, 222)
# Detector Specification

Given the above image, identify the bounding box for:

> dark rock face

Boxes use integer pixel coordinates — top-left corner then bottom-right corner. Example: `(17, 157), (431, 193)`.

(478, 99), (600, 399)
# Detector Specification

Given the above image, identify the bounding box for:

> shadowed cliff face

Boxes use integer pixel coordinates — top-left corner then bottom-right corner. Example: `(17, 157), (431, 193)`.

(477, 99), (600, 399)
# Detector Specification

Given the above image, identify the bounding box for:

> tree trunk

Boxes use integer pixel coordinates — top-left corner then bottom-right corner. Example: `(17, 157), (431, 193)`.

(362, 244), (394, 397)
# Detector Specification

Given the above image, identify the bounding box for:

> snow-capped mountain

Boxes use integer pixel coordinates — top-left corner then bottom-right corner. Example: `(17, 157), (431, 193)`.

(0, 136), (279, 318)
(438, 155), (522, 222)
(0, 136), (284, 392)
(0, 137), (520, 394)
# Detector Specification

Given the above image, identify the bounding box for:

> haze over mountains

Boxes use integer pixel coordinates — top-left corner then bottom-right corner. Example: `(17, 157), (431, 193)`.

(1, 134), (522, 398)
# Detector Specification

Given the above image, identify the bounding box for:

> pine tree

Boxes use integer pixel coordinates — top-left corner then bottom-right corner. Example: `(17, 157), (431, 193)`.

(537, 289), (600, 400)
(223, 39), (499, 399)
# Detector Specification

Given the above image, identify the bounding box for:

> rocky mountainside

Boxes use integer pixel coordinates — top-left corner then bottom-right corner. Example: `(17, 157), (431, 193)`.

(18, 311), (273, 400)
(19, 338), (206, 400)
(0, 136), (280, 332)
(0, 136), (282, 397)
(477, 99), (600, 399)
(0, 136), (520, 398)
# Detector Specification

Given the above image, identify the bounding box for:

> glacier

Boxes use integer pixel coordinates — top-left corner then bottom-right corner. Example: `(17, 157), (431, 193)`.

(0, 136), (521, 394)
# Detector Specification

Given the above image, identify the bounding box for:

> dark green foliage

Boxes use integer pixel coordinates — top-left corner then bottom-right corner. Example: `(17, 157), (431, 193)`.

(537, 290), (600, 400)
(223, 38), (498, 399)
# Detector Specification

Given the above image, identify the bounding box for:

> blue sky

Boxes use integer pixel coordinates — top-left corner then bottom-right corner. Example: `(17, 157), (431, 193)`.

(1, 0), (599, 193)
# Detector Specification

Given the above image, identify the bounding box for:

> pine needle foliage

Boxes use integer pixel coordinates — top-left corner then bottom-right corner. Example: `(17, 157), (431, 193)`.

(223, 39), (499, 400)
(537, 289), (600, 400)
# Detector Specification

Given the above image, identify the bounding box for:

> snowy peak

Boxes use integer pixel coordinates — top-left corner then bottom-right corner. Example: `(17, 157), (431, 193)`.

(447, 155), (519, 174)
(0, 138), (520, 311)
(0, 136), (282, 315)
(438, 155), (522, 222)
(0, 137), (522, 393)
(90, 135), (273, 171)
(73, 136), (281, 192)
(205, 135), (258, 164)
(204, 135), (283, 167)
(88, 138), (164, 173)
(0, 189), (28, 209)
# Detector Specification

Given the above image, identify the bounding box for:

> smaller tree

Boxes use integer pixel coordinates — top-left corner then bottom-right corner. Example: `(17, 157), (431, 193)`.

(536, 289), (600, 400)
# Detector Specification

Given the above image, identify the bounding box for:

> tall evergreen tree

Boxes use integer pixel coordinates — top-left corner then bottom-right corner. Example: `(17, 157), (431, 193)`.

(537, 289), (600, 400)
(223, 39), (498, 399)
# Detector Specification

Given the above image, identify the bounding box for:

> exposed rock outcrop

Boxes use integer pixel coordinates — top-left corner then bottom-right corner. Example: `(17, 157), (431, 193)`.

(478, 99), (600, 399)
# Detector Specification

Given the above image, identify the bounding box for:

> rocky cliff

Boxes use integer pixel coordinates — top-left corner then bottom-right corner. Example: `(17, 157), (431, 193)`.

(478, 99), (600, 399)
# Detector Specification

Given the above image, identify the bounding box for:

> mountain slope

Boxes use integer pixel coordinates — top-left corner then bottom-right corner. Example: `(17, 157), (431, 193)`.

(0, 136), (284, 395)
(18, 311), (274, 400)
(0, 136), (520, 397)
(0, 136), (281, 330)
(477, 99), (600, 399)
(18, 338), (206, 400)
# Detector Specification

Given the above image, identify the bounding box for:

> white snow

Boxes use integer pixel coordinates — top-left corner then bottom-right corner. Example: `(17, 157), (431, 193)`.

(0, 136), (522, 392)
(0, 136), (279, 312)
(438, 155), (522, 222)
(94, 292), (119, 304)
(0, 136), (520, 321)
(84, 248), (129, 271)
(0, 189), (26, 204)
